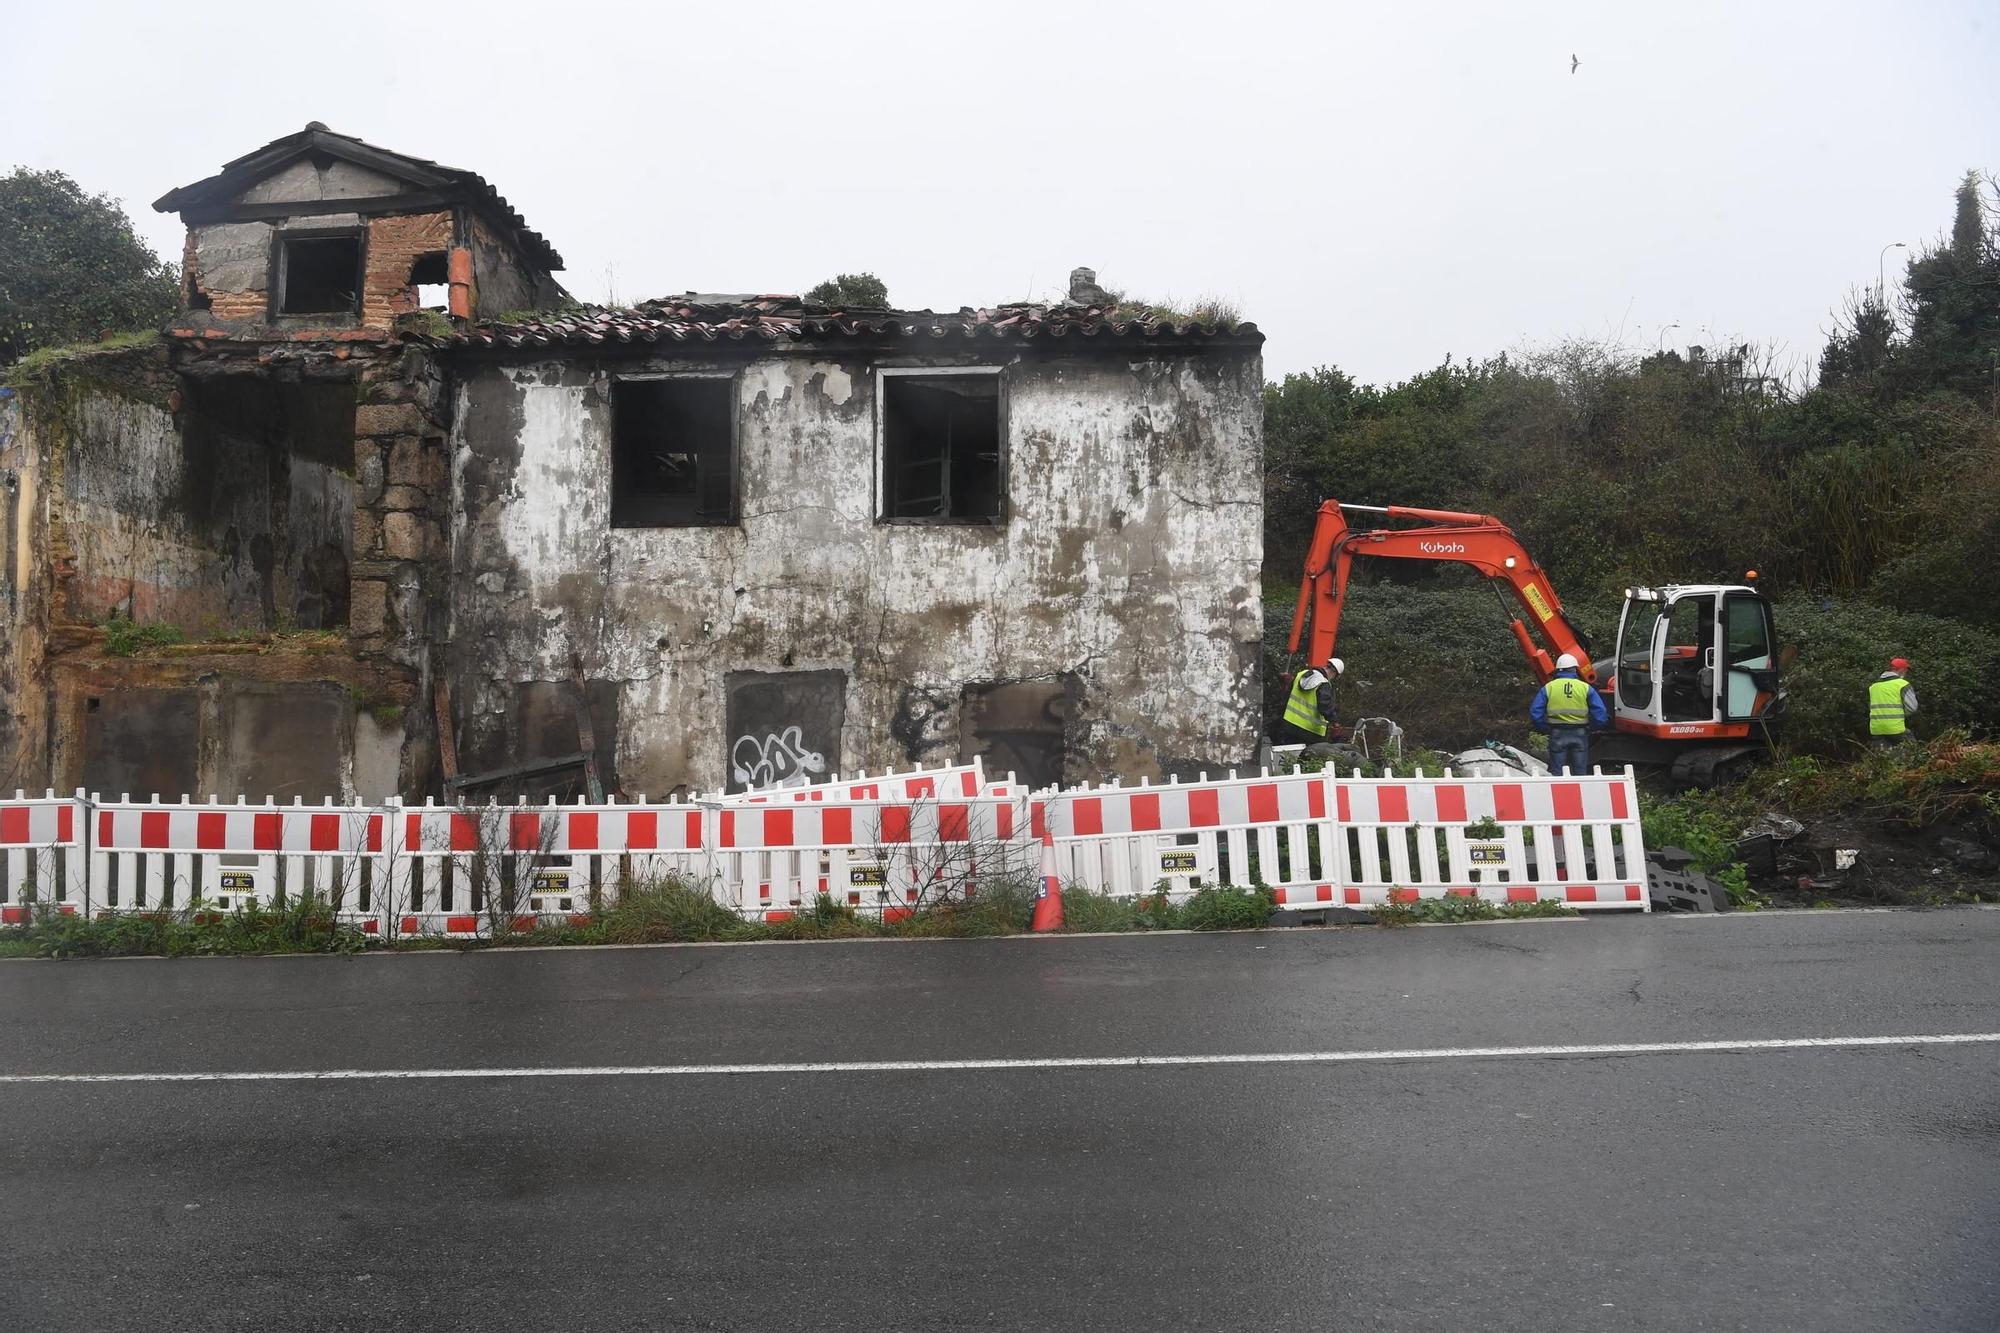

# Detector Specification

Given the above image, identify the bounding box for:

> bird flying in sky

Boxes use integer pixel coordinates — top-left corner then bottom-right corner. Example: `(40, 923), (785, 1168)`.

(1571, 53), (1581, 74)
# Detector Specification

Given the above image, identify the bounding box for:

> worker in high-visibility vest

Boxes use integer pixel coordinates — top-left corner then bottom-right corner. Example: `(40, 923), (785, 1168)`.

(1280, 659), (1344, 746)
(1530, 653), (1609, 776)
(1868, 656), (1918, 746)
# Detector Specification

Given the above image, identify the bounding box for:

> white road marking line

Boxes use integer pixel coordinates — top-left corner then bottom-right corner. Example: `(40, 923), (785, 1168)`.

(2, 1033), (1996, 1085)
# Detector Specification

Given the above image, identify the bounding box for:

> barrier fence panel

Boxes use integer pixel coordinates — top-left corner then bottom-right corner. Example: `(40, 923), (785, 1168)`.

(711, 794), (1030, 920)
(1034, 772), (1337, 905)
(499, 798), (713, 933)
(1329, 768), (1646, 910)
(89, 795), (386, 924)
(1, 791), (86, 922)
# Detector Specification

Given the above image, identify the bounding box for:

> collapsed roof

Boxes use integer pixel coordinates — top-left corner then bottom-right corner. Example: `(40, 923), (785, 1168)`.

(444, 294), (1261, 350)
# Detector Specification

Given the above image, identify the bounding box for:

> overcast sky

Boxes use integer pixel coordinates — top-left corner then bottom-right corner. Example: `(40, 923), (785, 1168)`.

(8, 1), (1994, 383)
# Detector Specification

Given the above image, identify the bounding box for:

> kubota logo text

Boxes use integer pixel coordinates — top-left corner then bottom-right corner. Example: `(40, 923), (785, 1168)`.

(1419, 541), (1466, 555)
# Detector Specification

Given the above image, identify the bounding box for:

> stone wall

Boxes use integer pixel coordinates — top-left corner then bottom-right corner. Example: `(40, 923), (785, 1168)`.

(349, 347), (452, 672)
(446, 345), (1265, 795)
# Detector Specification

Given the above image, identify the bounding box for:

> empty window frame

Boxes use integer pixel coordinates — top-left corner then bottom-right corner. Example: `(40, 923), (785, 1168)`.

(408, 252), (449, 311)
(878, 369), (1004, 522)
(273, 231), (364, 317)
(610, 376), (738, 528)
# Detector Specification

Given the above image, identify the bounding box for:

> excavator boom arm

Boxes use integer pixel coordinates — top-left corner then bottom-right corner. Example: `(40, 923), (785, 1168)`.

(1287, 499), (1597, 685)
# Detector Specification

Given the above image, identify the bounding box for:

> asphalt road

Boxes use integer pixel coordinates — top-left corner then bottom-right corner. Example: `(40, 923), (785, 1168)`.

(1, 911), (1996, 1332)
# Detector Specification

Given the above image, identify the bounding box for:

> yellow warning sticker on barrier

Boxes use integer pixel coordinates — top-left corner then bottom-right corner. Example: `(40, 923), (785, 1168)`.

(1468, 842), (1509, 868)
(218, 872), (256, 891)
(848, 865), (887, 887)
(1160, 850), (1199, 873)
(530, 871), (571, 895)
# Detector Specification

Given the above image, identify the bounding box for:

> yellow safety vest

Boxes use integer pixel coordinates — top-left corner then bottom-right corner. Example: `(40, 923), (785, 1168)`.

(1283, 673), (1328, 736)
(1868, 677), (1908, 736)
(1543, 677), (1591, 726)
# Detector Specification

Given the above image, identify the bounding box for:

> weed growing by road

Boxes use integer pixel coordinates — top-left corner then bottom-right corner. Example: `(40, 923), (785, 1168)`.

(1374, 895), (1578, 926)
(1640, 795), (1756, 907)
(0, 879), (1463, 961)
(0, 894), (366, 958)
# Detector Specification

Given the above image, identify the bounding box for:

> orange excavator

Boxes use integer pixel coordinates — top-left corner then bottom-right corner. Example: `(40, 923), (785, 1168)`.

(1287, 499), (1786, 784)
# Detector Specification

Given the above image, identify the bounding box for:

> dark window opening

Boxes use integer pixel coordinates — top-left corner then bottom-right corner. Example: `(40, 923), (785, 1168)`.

(881, 374), (1002, 522)
(611, 378), (736, 528)
(276, 234), (362, 316)
(409, 252), (449, 311)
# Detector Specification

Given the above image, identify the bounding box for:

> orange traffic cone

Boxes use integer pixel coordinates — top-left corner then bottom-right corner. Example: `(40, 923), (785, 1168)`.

(1031, 824), (1065, 933)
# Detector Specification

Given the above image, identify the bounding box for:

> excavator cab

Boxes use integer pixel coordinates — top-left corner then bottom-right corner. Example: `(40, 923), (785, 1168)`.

(1607, 584), (1783, 739)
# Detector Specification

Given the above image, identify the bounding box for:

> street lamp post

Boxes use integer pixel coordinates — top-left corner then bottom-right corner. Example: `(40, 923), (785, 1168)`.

(1879, 242), (1907, 302)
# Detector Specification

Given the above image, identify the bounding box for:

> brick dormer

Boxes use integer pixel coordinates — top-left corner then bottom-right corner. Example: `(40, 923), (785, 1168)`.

(154, 122), (566, 339)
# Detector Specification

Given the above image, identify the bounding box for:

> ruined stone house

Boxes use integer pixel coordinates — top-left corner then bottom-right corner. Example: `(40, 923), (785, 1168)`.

(0, 124), (1264, 802)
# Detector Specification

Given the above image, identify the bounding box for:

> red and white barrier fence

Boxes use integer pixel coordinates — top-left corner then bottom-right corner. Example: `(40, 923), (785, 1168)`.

(0, 793), (84, 923)
(1030, 766), (1646, 912)
(1, 763), (1649, 934)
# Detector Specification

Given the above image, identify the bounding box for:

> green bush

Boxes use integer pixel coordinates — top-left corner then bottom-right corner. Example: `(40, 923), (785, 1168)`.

(1060, 884), (1273, 932)
(1172, 885), (1277, 930)
(1734, 732), (2000, 826)
(583, 877), (754, 944)
(1769, 596), (2000, 756)
(101, 616), (185, 657)
(897, 880), (1036, 937)
(1640, 794), (1754, 906)
(2, 894), (365, 958)
(1058, 886), (1143, 933)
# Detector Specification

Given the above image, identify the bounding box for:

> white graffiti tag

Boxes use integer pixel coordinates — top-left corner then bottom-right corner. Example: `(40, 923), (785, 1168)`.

(730, 726), (828, 789)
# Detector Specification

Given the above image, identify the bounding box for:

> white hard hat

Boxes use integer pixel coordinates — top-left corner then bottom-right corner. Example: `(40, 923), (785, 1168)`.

(1328, 658), (1345, 676)
(1555, 653), (1579, 670)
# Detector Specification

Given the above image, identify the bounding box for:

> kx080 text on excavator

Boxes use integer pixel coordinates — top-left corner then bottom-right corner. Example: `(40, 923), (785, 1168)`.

(1288, 498), (1788, 785)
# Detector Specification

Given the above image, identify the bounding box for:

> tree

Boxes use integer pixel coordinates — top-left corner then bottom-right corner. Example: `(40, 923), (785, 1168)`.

(1817, 291), (1898, 393)
(804, 272), (889, 309)
(1899, 169), (1999, 399)
(0, 168), (179, 363)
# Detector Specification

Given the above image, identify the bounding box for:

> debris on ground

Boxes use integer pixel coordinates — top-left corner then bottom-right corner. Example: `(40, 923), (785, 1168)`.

(1446, 741), (1550, 779)
(1646, 846), (1734, 912)
(1740, 813), (1805, 843)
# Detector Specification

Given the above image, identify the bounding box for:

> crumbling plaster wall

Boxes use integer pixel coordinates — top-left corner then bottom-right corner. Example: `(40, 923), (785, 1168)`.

(464, 213), (562, 317)
(447, 347), (1264, 793)
(35, 361), (357, 633)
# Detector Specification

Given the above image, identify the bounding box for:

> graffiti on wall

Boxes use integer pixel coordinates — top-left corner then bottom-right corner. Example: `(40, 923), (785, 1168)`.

(731, 725), (826, 789)
(724, 669), (845, 793)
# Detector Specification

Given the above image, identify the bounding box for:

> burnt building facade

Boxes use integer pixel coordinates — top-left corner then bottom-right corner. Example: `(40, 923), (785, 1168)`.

(0, 126), (1264, 801)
